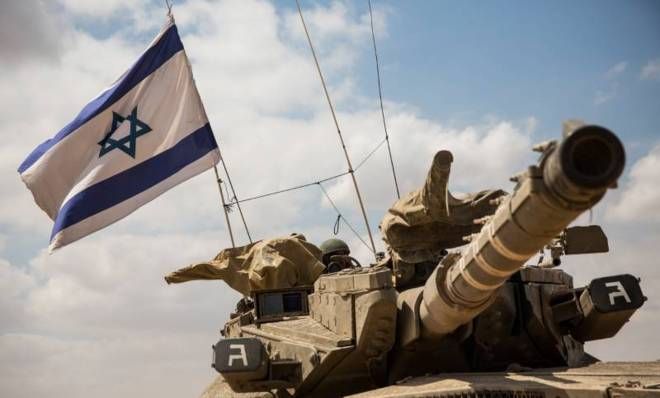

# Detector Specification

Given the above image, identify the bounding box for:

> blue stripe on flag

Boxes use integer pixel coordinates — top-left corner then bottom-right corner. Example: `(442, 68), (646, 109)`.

(18, 24), (184, 174)
(50, 124), (218, 240)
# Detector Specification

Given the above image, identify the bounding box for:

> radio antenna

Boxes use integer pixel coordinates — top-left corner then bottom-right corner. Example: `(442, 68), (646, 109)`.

(295, 0), (377, 258)
(368, 0), (401, 199)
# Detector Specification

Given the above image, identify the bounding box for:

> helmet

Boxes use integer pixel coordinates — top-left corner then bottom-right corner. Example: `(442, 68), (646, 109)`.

(319, 238), (350, 260)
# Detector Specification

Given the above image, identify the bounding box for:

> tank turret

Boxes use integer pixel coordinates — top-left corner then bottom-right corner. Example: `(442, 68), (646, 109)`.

(192, 122), (653, 398)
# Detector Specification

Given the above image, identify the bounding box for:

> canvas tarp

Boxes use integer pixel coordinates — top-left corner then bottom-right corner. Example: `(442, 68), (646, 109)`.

(164, 234), (325, 296)
(380, 150), (506, 265)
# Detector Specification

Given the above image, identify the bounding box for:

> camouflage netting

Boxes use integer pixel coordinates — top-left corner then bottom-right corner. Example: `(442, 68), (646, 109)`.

(164, 234), (325, 295)
(381, 150), (507, 266)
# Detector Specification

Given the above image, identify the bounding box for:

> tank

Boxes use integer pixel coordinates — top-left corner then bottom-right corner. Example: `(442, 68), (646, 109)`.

(198, 121), (658, 397)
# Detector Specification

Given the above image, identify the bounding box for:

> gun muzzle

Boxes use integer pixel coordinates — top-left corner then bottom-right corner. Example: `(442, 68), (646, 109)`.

(418, 124), (625, 337)
(544, 125), (625, 207)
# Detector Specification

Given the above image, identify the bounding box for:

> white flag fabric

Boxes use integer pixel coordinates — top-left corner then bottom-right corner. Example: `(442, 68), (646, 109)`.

(18, 19), (220, 252)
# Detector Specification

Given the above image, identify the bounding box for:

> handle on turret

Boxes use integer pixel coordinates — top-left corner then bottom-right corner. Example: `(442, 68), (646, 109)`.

(418, 124), (625, 337)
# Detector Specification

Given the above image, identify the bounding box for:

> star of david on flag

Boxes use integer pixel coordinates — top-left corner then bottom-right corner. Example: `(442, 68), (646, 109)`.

(98, 107), (152, 158)
(18, 18), (220, 252)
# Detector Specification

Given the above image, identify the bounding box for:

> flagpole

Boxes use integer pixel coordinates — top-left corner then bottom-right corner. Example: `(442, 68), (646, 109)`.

(213, 165), (236, 248)
(167, 0), (251, 247)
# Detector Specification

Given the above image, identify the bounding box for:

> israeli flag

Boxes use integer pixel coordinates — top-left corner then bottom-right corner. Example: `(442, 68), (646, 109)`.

(18, 19), (220, 252)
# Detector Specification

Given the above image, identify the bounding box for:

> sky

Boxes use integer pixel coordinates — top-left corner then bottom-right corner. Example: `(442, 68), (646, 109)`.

(1, 0), (659, 397)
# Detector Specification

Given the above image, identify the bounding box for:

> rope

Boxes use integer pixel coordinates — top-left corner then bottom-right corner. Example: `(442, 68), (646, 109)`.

(201, 1), (399, 250)
(164, 0), (173, 16)
(368, 0), (400, 199)
(354, 137), (387, 171)
(318, 184), (375, 254)
(223, 133), (390, 206)
(213, 166), (236, 248)
(224, 132), (392, 207)
(230, 171), (350, 204)
(231, 136), (391, 206)
(218, 153), (253, 243)
(295, 0), (377, 258)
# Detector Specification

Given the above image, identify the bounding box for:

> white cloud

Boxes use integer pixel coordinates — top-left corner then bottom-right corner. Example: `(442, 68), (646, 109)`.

(593, 61), (627, 105)
(641, 58), (660, 81)
(608, 143), (660, 222)
(604, 61), (627, 79)
(0, 0), (63, 64)
(0, 259), (35, 331)
(0, 332), (218, 398)
(25, 232), (239, 334)
(1, 1), (659, 397)
(0, 232), (240, 398)
(0, 2), (407, 396)
(56, 0), (152, 18)
(323, 112), (534, 212)
(594, 89), (616, 105)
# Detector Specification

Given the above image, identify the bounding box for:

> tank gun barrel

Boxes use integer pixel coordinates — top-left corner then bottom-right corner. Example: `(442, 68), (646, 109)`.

(419, 124), (625, 336)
